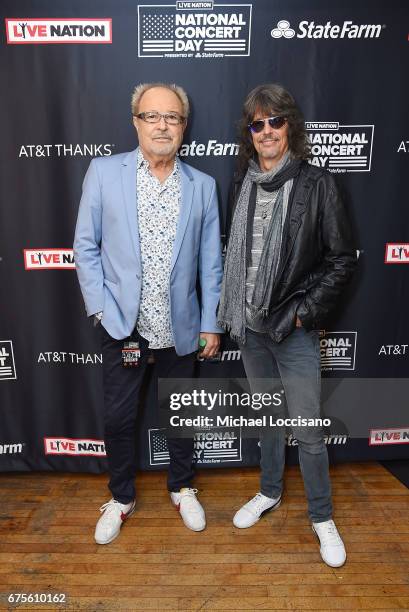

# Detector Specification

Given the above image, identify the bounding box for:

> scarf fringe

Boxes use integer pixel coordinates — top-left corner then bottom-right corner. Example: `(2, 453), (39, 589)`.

(217, 320), (246, 345)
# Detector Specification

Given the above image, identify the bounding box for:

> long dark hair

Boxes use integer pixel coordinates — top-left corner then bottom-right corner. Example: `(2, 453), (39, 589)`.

(237, 83), (310, 175)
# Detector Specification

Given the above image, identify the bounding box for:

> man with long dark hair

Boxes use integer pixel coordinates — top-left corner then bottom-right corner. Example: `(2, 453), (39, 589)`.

(218, 83), (356, 567)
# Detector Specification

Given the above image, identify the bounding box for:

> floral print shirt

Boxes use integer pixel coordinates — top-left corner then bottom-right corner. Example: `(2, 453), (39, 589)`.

(136, 149), (181, 348)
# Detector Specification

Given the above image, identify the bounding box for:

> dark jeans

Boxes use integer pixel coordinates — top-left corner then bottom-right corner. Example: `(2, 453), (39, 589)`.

(100, 325), (196, 504)
(238, 327), (332, 523)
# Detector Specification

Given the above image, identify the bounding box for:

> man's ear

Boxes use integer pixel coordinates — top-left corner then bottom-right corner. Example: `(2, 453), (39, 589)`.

(132, 116), (139, 134)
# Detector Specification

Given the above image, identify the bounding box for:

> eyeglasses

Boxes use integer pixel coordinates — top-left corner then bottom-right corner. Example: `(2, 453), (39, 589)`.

(248, 116), (286, 133)
(135, 111), (185, 125)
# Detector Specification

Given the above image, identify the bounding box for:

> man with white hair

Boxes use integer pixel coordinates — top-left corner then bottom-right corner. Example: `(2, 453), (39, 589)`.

(74, 83), (222, 544)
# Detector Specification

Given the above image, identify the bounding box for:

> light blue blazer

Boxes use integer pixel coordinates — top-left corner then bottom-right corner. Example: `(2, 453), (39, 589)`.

(73, 148), (223, 355)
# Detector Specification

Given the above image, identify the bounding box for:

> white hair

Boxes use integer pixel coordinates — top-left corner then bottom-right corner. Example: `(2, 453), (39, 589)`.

(131, 82), (189, 118)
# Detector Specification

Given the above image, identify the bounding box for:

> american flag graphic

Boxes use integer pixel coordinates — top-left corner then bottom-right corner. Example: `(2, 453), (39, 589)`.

(141, 13), (175, 54)
(0, 341), (16, 381)
(149, 429), (170, 465)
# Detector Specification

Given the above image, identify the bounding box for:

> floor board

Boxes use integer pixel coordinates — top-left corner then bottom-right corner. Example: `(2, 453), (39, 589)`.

(0, 463), (408, 611)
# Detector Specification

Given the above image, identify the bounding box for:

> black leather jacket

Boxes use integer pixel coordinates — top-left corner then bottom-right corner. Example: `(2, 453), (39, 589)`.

(226, 161), (357, 342)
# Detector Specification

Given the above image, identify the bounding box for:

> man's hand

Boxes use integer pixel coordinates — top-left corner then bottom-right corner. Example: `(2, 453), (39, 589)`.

(199, 333), (220, 358)
(296, 316), (303, 328)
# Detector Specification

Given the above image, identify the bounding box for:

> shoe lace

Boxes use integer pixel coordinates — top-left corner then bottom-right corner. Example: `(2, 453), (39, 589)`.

(318, 521), (342, 546)
(180, 488), (200, 512)
(99, 499), (122, 521)
(248, 493), (266, 514)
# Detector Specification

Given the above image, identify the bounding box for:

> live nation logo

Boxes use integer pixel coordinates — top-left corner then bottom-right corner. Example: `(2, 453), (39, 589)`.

(24, 249), (75, 270)
(5, 18), (112, 44)
(385, 243), (409, 264)
(320, 331), (357, 371)
(137, 2), (252, 58)
(306, 122), (374, 173)
(149, 427), (242, 465)
(44, 437), (106, 456)
(0, 341), (17, 381)
(369, 428), (409, 446)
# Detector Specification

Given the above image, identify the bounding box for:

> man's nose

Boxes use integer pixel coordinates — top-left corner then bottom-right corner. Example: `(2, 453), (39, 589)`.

(158, 116), (167, 129)
(261, 119), (273, 135)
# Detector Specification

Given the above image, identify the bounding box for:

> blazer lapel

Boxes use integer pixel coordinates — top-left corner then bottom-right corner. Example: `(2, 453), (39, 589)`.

(121, 148), (140, 261)
(171, 160), (194, 270)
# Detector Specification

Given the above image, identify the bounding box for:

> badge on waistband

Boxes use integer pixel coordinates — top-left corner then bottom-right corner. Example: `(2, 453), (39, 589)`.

(122, 341), (141, 367)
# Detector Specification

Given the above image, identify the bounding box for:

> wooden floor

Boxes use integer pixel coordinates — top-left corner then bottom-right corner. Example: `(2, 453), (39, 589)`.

(0, 463), (409, 611)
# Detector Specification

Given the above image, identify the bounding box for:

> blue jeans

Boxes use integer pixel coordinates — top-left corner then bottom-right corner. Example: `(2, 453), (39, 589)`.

(239, 327), (332, 523)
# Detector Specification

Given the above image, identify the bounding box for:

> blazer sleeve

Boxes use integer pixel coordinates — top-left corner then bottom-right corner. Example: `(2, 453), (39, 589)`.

(198, 178), (224, 333)
(73, 159), (105, 317)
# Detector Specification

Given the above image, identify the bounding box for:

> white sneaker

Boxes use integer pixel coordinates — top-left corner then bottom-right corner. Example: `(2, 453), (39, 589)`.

(94, 498), (136, 544)
(312, 519), (346, 567)
(233, 492), (281, 528)
(170, 488), (206, 532)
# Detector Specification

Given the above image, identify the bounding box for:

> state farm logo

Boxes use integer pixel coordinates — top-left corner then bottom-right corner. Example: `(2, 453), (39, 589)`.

(5, 18), (112, 44)
(149, 427), (242, 465)
(287, 433), (347, 446)
(369, 428), (409, 446)
(137, 2), (252, 59)
(0, 341), (17, 381)
(179, 140), (238, 157)
(0, 442), (24, 455)
(19, 144), (114, 158)
(306, 122), (374, 173)
(44, 437), (106, 456)
(271, 20), (295, 38)
(24, 249), (75, 270)
(385, 243), (409, 264)
(197, 349), (241, 362)
(320, 331), (357, 371)
(270, 19), (383, 40)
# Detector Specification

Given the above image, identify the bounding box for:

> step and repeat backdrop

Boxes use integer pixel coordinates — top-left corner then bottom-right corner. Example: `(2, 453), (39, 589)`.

(1, 0), (408, 472)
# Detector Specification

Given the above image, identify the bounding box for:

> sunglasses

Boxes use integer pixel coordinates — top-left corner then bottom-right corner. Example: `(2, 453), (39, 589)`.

(248, 116), (286, 133)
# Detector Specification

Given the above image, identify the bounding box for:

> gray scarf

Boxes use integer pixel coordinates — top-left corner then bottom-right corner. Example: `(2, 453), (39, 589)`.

(218, 152), (301, 344)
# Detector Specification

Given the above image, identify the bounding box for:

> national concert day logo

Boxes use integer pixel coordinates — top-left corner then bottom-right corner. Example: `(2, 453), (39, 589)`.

(137, 2), (252, 58)
(149, 427), (242, 465)
(5, 18), (112, 44)
(24, 249), (75, 270)
(306, 122), (374, 173)
(320, 331), (357, 371)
